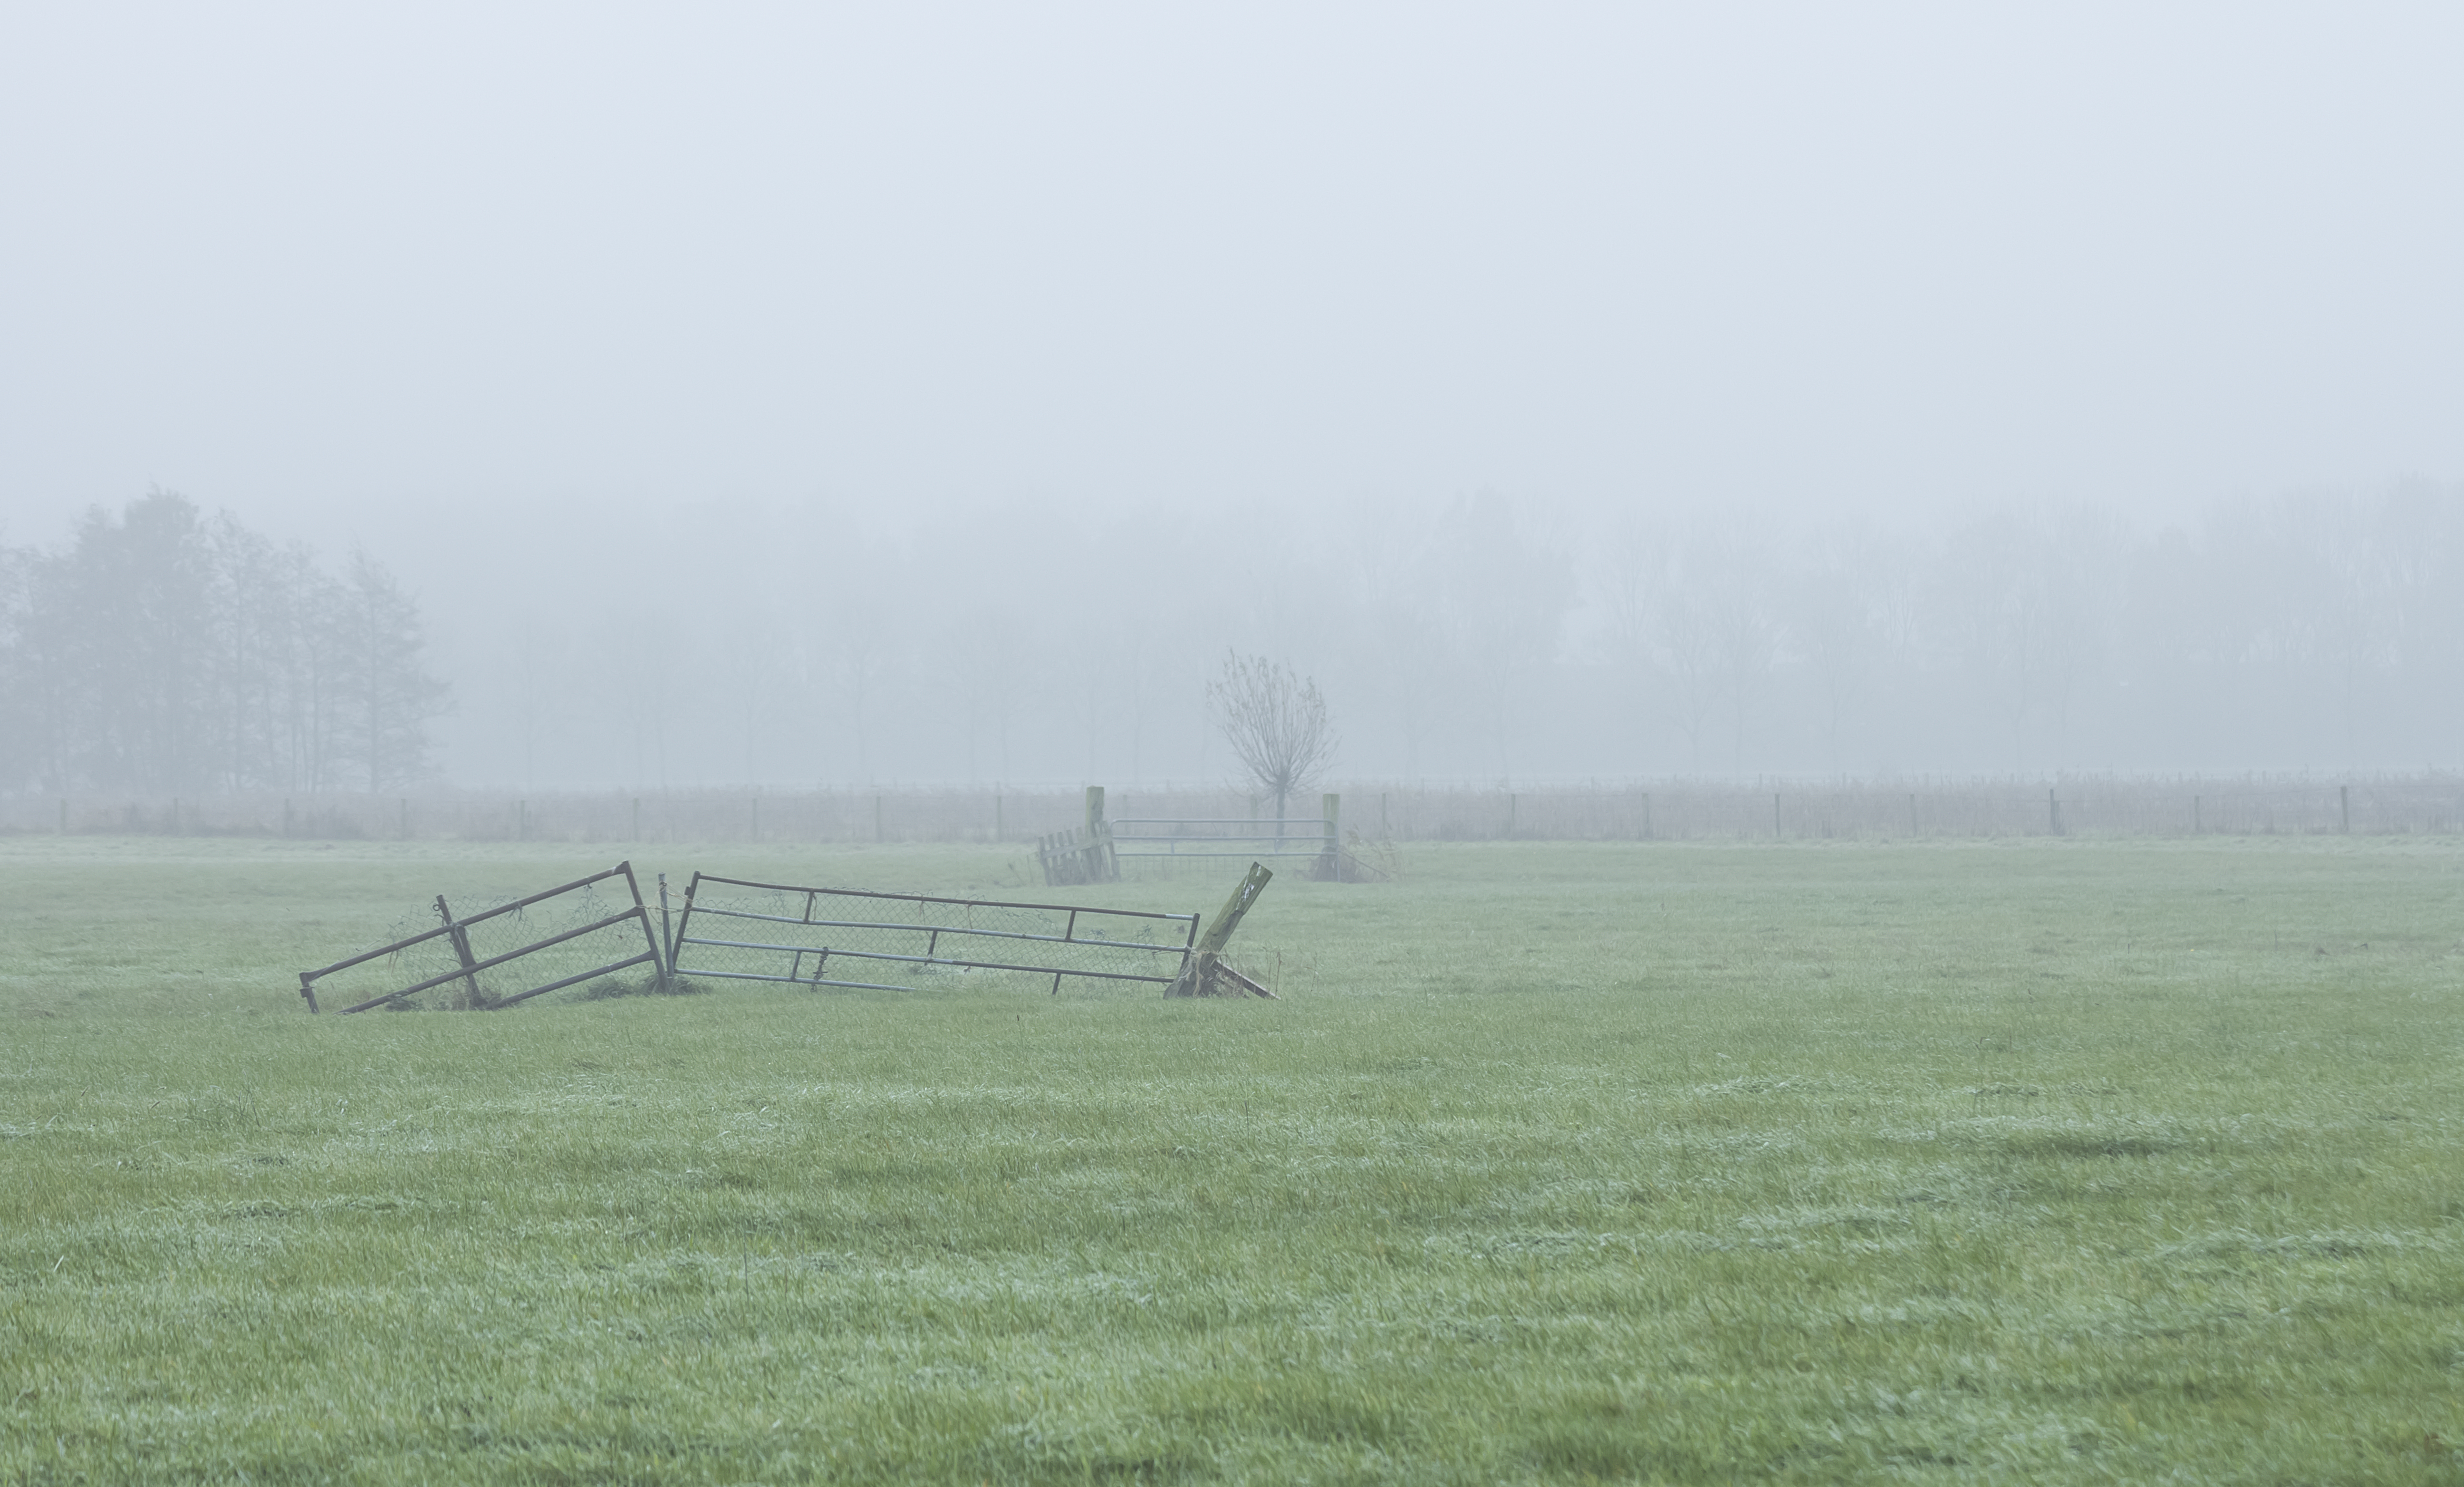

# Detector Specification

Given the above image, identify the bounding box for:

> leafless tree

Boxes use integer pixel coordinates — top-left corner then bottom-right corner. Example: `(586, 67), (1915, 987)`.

(1206, 651), (1337, 822)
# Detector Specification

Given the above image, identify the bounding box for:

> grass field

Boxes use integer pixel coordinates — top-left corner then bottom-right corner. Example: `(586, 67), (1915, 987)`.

(4, 834), (2461, 1484)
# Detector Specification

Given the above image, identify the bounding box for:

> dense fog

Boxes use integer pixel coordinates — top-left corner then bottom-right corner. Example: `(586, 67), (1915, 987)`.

(421, 484), (2464, 787)
(6, 5), (2464, 792)
(7, 485), (2463, 794)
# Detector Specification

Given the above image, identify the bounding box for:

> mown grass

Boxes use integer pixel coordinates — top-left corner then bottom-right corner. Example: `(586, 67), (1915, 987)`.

(3, 834), (2461, 1483)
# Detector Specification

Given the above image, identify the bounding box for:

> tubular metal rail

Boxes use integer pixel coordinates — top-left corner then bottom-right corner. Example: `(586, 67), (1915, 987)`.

(666, 874), (1201, 995)
(1108, 818), (1336, 861)
(298, 862), (665, 1014)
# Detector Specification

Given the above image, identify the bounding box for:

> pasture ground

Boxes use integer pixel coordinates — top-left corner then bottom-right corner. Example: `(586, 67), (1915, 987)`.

(2, 834), (2461, 1484)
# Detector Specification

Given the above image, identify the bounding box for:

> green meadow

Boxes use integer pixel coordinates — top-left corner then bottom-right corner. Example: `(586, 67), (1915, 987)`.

(3, 834), (2460, 1484)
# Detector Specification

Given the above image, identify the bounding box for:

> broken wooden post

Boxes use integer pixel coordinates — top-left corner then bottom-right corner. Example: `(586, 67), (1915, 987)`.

(434, 896), (487, 1009)
(1169, 860), (1275, 997)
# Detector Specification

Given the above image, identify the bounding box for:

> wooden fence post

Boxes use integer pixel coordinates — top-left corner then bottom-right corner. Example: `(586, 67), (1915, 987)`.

(1083, 785), (1115, 882)
(1320, 792), (1341, 881)
(1170, 860), (1274, 996)
(434, 896), (486, 1010)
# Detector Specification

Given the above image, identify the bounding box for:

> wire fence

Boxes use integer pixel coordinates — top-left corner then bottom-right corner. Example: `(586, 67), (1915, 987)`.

(12, 776), (2464, 844)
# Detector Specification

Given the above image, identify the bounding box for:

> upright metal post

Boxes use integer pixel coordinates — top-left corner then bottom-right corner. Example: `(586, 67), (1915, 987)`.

(659, 874), (675, 973)
(670, 874), (702, 977)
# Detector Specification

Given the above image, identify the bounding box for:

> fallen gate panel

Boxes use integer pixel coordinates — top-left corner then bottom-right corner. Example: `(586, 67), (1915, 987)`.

(298, 862), (666, 1013)
(667, 874), (1198, 994)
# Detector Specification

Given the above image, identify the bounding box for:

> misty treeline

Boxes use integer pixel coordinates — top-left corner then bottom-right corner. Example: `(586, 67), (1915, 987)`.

(0, 492), (447, 795)
(433, 482), (2464, 790)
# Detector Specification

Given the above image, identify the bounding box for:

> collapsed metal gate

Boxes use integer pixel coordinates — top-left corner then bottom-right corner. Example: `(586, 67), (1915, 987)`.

(298, 862), (665, 1013)
(665, 874), (1201, 995)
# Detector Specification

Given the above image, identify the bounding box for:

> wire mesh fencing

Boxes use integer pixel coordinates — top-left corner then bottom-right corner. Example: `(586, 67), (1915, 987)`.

(666, 874), (1199, 997)
(297, 863), (665, 1013)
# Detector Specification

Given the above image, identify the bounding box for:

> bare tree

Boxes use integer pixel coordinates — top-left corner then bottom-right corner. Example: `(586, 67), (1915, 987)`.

(1206, 651), (1337, 822)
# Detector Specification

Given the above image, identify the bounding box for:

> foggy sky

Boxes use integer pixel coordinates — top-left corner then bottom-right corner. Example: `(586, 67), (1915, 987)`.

(7, 5), (2464, 786)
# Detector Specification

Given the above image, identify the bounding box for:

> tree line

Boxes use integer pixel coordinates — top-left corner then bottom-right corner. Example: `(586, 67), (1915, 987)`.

(0, 492), (447, 795)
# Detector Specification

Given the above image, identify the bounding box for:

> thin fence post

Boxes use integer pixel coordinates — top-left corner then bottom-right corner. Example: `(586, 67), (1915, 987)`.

(1321, 792), (1341, 881)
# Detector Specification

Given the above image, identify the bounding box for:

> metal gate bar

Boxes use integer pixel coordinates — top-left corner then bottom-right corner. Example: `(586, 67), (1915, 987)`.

(669, 873), (1199, 993)
(298, 862), (665, 1014)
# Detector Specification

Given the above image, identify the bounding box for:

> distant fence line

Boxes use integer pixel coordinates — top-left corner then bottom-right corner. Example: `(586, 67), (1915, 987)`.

(5, 777), (2464, 844)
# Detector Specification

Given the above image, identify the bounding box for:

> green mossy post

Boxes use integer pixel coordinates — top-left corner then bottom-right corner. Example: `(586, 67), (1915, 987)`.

(1169, 860), (1274, 997)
